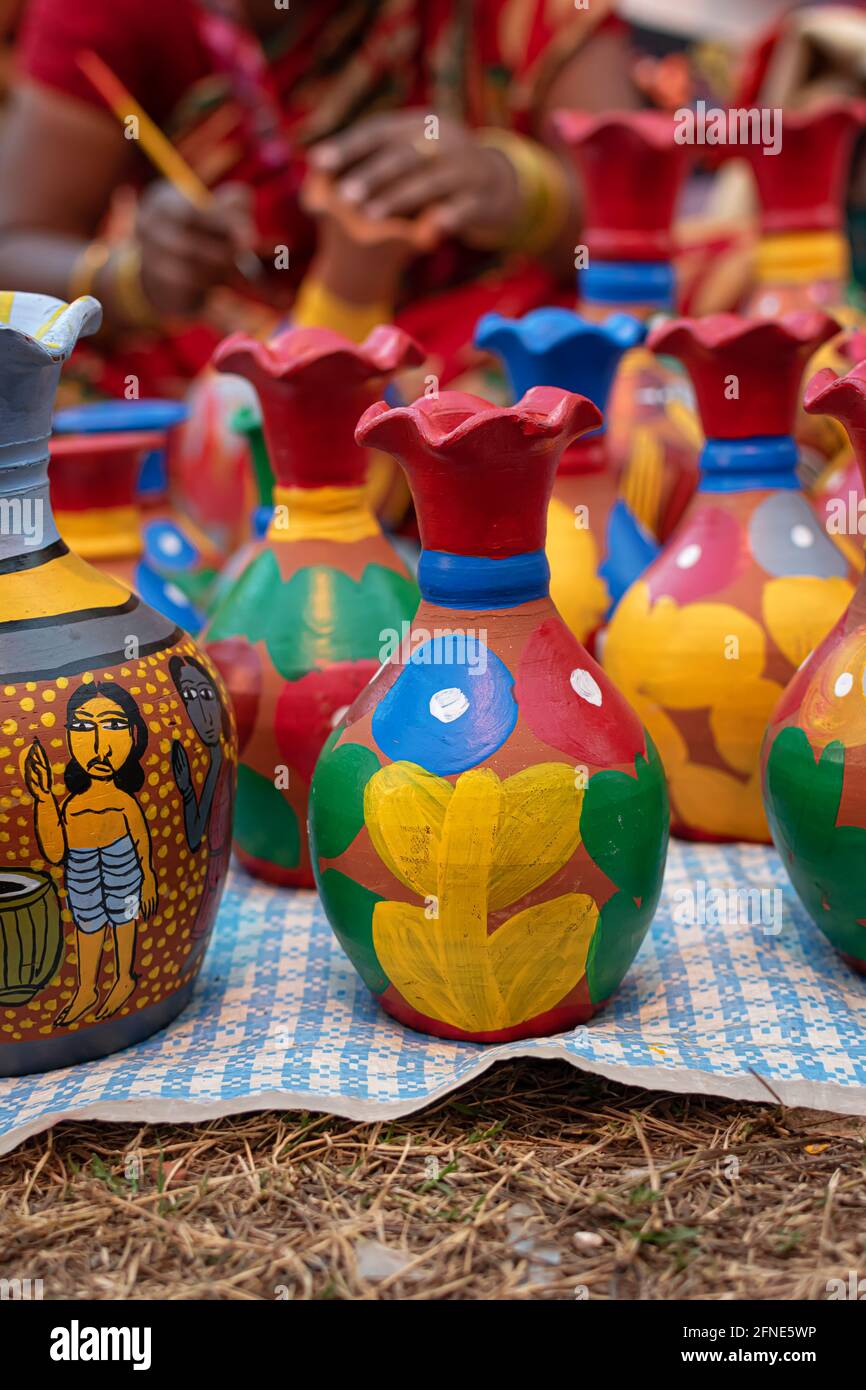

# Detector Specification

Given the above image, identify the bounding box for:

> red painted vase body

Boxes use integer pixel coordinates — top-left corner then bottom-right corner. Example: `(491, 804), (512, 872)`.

(763, 357), (866, 971)
(309, 387), (670, 1042)
(604, 313), (857, 843)
(203, 326), (422, 887)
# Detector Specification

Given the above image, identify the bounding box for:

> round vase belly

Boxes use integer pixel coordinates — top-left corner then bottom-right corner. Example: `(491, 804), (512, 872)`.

(0, 292), (236, 1075)
(762, 356), (866, 971)
(309, 387), (670, 1042)
(0, 586), (236, 1075)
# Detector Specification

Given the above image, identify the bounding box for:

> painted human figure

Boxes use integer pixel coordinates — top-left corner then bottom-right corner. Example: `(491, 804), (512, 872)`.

(169, 655), (232, 941)
(24, 683), (157, 1025)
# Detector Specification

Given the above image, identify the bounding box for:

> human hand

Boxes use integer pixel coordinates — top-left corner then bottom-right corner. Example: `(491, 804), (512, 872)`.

(134, 180), (254, 316)
(309, 110), (521, 242)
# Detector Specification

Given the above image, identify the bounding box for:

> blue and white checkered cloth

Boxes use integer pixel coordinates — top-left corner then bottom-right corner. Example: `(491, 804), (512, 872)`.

(2, 840), (866, 1153)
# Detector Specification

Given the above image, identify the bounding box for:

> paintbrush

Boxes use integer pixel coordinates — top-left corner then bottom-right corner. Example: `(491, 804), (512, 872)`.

(77, 48), (262, 283)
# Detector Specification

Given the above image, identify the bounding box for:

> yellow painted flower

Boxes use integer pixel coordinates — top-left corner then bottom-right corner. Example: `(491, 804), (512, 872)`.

(603, 580), (782, 839)
(762, 575), (852, 669)
(364, 760), (598, 1033)
(546, 495), (609, 643)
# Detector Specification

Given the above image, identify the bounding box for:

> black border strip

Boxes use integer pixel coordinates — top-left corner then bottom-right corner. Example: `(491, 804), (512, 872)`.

(0, 592), (139, 634)
(0, 537), (69, 576)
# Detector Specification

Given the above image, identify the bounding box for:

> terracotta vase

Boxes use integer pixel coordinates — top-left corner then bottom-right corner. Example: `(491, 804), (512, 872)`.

(553, 110), (701, 542)
(308, 386), (670, 1043)
(763, 356), (866, 972)
(474, 308), (653, 649)
(53, 398), (223, 626)
(171, 367), (260, 556)
(203, 324), (423, 887)
(48, 430), (206, 633)
(0, 293), (236, 1076)
(737, 100), (866, 318)
(807, 327), (866, 572)
(603, 312), (857, 843)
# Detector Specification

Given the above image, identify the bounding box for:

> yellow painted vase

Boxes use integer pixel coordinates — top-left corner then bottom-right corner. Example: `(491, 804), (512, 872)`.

(604, 312), (856, 843)
(0, 293), (236, 1076)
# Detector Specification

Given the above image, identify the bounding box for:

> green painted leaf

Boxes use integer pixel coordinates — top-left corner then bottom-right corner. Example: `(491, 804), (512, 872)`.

(207, 558), (417, 681)
(316, 868), (389, 994)
(581, 736), (669, 902)
(586, 889), (654, 1004)
(207, 549), (280, 644)
(309, 735), (380, 860)
(765, 725), (866, 961)
(233, 762), (300, 869)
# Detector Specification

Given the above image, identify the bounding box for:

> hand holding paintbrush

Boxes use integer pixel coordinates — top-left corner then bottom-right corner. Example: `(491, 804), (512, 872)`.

(77, 49), (261, 317)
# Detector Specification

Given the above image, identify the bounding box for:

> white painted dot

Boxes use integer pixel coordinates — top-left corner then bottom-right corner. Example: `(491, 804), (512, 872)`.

(330, 704), (350, 729)
(834, 672), (854, 698)
(165, 582), (192, 609)
(570, 668), (602, 707)
(157, 532), (183, 557)
(791, 524), (815, 549)
(429, 687), (469, 723)
(675, 543), (702, 570)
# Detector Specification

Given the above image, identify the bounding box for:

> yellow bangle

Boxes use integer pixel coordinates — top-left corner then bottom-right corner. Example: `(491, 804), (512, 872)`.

(292, 276), (391, 343)
(67, 239), (112, 302)
(109, 243), (159, 329)
(472, 129), (569, 255)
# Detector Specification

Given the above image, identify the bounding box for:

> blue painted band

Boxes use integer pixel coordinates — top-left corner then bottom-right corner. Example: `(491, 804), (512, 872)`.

(418, 548), (549, 608)
(580, 260), (675, 309)
(698, 435), (800, 493)
(53, 398), (188, 434)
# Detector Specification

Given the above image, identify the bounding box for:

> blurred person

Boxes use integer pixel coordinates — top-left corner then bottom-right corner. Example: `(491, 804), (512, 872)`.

(0, 0), (637, 397)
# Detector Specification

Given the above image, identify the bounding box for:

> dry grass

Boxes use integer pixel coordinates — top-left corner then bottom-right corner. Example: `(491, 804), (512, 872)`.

(2, 1058), (865, 1300)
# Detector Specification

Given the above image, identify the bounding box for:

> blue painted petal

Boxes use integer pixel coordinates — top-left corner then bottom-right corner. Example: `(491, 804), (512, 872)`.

(600, 499), (660, 612)
(143, 520), (199, 570)
(135, 562), (204, 634)
(474, 307), (645, 413)
(371, 636), (517, 774)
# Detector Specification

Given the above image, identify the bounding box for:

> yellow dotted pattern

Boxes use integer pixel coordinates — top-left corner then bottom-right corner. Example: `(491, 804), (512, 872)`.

(0, 638), (236, 1042)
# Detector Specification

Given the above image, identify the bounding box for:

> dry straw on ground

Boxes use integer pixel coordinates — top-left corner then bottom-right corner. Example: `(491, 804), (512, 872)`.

(1, 1058), (864, 1300)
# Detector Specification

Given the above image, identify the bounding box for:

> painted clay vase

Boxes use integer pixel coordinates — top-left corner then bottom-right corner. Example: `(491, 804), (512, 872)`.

(553, 110), (701, 542)
(603, 312), (856, 843)
(474, 308), (652, 648)
(738, 101), (866, 319)
(763, 357), (866, 972)
(171, 367), (259, 556)
(53, 398), (223, 625)
(48, 430), (205, 634)
(808, 328), (866, 573)
(0, 293), (236, 1076)
(203, 324), (422, 887)
(308, 386), (670, 1043)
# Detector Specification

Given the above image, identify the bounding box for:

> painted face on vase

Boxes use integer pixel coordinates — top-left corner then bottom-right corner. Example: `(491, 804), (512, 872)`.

(64, 684), (147, 788)
(171, 657), (222, 747)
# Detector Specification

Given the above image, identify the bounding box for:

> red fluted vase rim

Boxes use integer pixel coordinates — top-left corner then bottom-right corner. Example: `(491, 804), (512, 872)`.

(213, 323), (425, 383)
(649, 311), (840, 358)
(355, 387), (602, 457)
(551, 108), (680, 150)
(804, 360), (866, 425)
